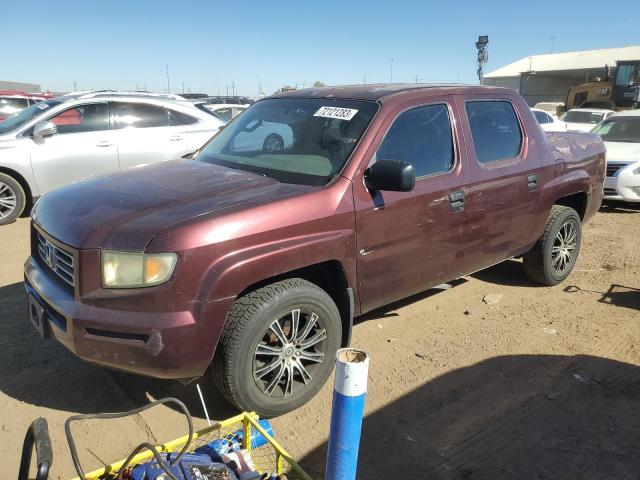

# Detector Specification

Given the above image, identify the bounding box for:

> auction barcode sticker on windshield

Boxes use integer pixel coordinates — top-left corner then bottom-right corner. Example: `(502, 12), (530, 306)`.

(314, 106), (359, 121)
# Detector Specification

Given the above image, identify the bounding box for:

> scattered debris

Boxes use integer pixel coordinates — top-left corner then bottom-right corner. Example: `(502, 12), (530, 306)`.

(546, 393), (557, 400)
(387, 337), (400, 343)
(405, 435), (418, 442)
(415, 352), (428, 359)
(573, 373), (587, 383)
(543, 327), (557, 335)
(482, 293), (503, 305)
(377, 323), (383, 329)
(463, 310), (471, 316)
(433, 283), (452, 290)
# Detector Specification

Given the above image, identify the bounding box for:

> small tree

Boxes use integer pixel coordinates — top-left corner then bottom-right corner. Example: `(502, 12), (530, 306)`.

(313, 81), (326, 88)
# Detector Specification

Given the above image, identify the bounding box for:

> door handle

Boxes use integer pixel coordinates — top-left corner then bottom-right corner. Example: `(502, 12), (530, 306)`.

(449, 190), (464, 212)
(527, 174), (538, 191)
(96, 141), (113, 147)
(169, 135), (184, 141)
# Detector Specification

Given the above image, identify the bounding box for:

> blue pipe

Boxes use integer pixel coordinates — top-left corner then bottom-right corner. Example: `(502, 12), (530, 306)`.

(325, 348), (369, 480)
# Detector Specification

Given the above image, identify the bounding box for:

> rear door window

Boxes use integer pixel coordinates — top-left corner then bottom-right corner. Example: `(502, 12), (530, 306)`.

(49, 103), (109, 134)
(114, 102), (170, 128)
(375, 103), (455, 177)
(466, 101), (523, 163)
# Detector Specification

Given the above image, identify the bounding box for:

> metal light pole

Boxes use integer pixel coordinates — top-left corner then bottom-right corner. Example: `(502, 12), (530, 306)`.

(475, 35), (489, 85)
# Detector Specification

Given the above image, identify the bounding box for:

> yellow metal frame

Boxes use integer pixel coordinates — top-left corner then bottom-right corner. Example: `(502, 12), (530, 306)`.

(73, 412), (312, 480)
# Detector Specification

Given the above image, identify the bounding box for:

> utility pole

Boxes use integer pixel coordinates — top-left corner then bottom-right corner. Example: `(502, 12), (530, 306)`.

(550, 35), (558, 53)
(415, 75), (418, 84)
(73, 82), (77, 92)
(181, 82), (185, 94)
(226, 85), (229, 96)
(363, 74), (366, 84)
(231, 81), (235, 96)
(166, 64), (170, 93)
(390, 58), (394, 83)
(475, 35), (489, 85)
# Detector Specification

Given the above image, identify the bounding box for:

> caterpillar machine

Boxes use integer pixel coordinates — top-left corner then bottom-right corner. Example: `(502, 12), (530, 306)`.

(565, 60), (640, 111)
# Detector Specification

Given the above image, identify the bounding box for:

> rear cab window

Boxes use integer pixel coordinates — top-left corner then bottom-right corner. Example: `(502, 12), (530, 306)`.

(465, 100), (523, 163)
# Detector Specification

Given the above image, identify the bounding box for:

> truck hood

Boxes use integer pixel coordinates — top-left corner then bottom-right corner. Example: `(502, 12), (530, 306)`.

(603, 141), (640, 162)
(33, 159), (316, 251)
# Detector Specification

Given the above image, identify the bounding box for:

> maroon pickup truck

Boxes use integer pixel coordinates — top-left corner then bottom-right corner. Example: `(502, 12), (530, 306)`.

(24, 84), (605, 416)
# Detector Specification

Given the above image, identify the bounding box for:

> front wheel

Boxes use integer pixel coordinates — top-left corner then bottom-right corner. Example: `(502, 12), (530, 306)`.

(523, 205), (582, 286)
(0, 173), (26, 226)
(213, 278), (341, 417)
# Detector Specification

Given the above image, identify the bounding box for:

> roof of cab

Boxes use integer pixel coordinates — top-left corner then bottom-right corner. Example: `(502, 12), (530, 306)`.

(269, 83), (509, 102)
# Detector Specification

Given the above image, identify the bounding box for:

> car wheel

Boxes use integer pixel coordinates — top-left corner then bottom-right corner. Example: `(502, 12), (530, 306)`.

(262, 134), (284, 153)
(213, 278), (341, 417)
(0, 173), (26, 226)
(523, 205), (582, 286)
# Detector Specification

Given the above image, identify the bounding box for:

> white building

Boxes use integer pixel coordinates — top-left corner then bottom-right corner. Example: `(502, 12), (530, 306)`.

(484, 45), (640, 106)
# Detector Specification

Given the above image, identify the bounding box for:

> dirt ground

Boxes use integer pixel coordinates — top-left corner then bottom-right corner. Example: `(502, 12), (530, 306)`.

(1, 203), (639, 479)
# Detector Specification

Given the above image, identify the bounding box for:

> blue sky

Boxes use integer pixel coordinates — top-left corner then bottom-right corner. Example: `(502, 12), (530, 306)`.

(2, 0), (637, 95)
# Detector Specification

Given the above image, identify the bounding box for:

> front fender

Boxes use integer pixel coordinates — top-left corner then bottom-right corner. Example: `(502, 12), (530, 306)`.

(198, 229), (357, 302)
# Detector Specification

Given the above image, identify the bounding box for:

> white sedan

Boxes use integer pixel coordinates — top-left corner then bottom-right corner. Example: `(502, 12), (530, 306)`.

(531, 108), (567, 132)
(592, 110), (640, 203)
(560, 108), (616, 132)
(0, 92), (223, 224)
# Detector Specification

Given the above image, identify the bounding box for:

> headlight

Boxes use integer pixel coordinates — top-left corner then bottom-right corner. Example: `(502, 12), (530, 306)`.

(102, 251), (177, 288)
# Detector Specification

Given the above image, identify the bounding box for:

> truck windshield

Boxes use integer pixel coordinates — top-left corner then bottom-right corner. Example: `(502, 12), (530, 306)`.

(592, 117), (640, 143)
(196, 98), (379, 185)
(0, 99), (63, 135)
(561, 110), (604, 124)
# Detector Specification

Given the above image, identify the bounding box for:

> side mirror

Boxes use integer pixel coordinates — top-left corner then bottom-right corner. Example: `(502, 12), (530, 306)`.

(33, 121), (57, 139)
(364, 159), (415, 192)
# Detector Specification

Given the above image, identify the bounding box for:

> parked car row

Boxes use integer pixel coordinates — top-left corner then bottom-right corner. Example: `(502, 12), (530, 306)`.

(530, 104), (638, 203)
(0, 92), (224, 224)
(0, 91), (50, 122)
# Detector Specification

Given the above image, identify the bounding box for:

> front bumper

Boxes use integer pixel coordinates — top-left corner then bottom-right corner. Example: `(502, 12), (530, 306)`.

(24, 255), (232, 379)
(603, 162), (640, 203)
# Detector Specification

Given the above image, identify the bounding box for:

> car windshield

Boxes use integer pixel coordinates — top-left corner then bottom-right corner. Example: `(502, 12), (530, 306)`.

(561, 110), (604, 124)
(0, 99), (63, 134)
(196, 98), (379, 185)
(592, 117), (640, 143)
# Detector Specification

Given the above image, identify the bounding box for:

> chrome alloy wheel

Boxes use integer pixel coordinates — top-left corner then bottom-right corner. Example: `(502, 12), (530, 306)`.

(0, 181), (17, 220)
(551, 220), (578, 275)
(253, 308), (327, 397)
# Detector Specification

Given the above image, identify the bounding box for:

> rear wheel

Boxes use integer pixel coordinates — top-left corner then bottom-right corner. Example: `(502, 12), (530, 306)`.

(213, 278), (341, 417)
(0, 173), (26, 226)
(523, 205), (582, 286)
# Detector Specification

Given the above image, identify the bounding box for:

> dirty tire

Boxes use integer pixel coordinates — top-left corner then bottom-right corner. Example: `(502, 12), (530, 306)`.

(213, 278), (341, 417)
(524, 205), (582, 286)
(0, 173), (26, 226)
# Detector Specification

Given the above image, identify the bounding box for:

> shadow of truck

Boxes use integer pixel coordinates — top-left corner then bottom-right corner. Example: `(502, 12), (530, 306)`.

(301, 354), (640, 479)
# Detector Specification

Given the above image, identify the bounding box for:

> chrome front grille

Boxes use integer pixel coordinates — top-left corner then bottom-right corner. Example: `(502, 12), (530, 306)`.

(37, 233), (75, 287)
(606, 163), (629, 177)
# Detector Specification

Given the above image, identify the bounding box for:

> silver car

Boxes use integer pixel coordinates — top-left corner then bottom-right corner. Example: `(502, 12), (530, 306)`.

(0, 92), (224, 224)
